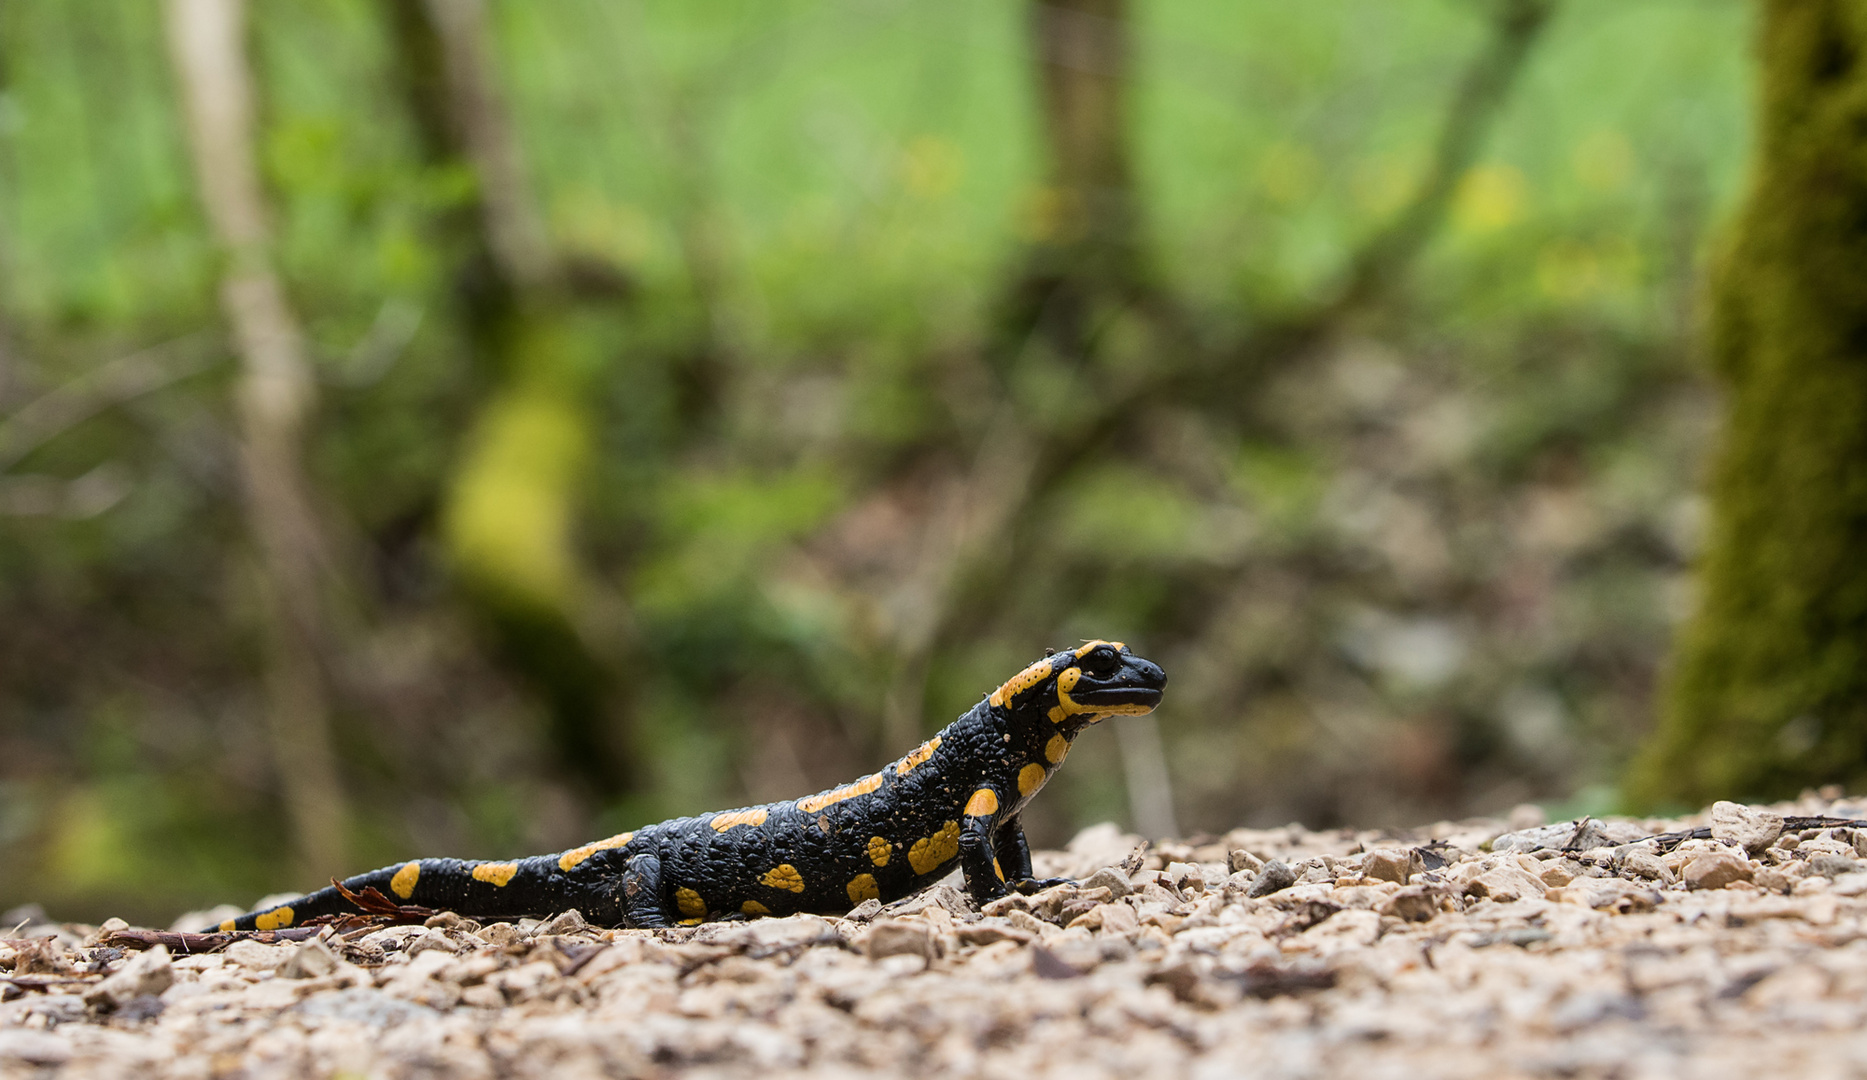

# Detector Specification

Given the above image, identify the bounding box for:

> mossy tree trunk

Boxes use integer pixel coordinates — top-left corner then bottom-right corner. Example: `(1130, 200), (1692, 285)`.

(382, 0), (639, 800)
(1629, 0), (1867, 807)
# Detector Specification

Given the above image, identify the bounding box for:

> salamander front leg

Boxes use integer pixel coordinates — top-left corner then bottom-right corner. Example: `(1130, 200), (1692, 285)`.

(997, 814), (1071, 895)
(621, 852), (671, 929)
(957, 814), (1010, 907)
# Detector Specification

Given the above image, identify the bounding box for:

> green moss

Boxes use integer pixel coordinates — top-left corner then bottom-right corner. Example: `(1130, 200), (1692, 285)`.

(1628, 0), (1867, 806)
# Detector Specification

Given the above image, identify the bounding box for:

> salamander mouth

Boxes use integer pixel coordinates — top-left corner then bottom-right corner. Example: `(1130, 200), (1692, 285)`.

(1072, 685), (1163, 710)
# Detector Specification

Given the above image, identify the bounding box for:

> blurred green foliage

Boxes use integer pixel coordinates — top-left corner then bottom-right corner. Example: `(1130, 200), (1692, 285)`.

(0, 0), (1752, 925)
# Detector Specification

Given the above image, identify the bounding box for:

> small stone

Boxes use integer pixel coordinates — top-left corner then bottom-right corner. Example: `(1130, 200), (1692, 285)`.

(1379, 887), (1439, 923)
(1832, 872), (1867, 897)
(1227, 849), (1264, 876)
(1361, 849), (1413, 885)
(225, 939), (291, 971)
(955, 922), (1032, 946)
(1248, 861), (1298, 898)
(1469, 864), (1547, 903)
(1564, 819), (1614, 852)
(1753, 867), (1795, 895)
(1005, 910), (1048, 935)
(1798, 835), (1855, 859)
(1492, 819), (1610, 854)
(535, 909), (588, 937)
(423, 911), (481, 933)
(1166, 862), (1206, 894)
(1616, 850), (1676, 886)
(406, 930), (463, 956)
(476, 922), (522, 946)
(1080, 867), (1133, 898)
(1683, 851), (1753, 890)
(1710, 801), (1784, 854)
(864, 920), (935, 962)
(84, 945), (174, 1011)
(279, 937), (339, 979)
(1098, 902), (1139, 935)
(1796, 875), (1831, 895)
(1808, 855), (1860, 879)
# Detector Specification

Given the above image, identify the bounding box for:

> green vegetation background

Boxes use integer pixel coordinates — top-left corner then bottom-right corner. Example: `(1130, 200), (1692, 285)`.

(0, 0), (1750, 924)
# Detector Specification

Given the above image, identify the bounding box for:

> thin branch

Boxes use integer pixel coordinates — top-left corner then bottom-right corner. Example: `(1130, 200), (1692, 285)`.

(0, 333), (217, 473)
(1331, 0), (1559, 315)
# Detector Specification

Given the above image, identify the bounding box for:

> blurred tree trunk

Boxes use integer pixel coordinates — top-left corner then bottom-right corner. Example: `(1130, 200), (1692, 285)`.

(1629, 0), (1867, 806)
(1000, 0), (1152, 361)
(381, 0), (639, 800)
(163, 0), (346, 879)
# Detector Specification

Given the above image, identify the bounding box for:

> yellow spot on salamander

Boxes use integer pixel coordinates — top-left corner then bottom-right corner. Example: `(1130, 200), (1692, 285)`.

(868, 836), (892, 866)
(761, 864), (806, 893)
(255, 906), (294, 931)
(710, 807), (769, 832)
(1018, 763), (1047, 798)
(558, 832), (634, 872)
(219, 919), (236, 933)
(909, 821), (961, 875)
(797, 773), (883, 813)
(1050, 666), (1084, 723)
(994, 858), (1005, 881)
(1073, 639), (1124, 658)
(678, 917), (704, 926)
(990, 657), (1057, 708)
(390, 861), (421, 899)
(472, 862), (519, 887)
(1045, 733), (1070, 764)
(847, 873), (880, 904)
(895, 735), (942, 776)
(742, 900), (771, 915)
(965, 788), (999, 817)
(676, 888), (707, 920)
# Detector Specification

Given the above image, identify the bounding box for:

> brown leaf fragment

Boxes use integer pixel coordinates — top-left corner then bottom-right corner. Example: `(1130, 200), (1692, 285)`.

(331, 880), (437, 923)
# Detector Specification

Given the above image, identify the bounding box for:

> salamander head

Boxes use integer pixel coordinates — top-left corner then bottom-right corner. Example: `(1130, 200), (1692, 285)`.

(988, 640), (1167, 731)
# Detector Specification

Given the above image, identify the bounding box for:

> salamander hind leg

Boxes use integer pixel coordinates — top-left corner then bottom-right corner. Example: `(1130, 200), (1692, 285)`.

(621, 852), (673, 929)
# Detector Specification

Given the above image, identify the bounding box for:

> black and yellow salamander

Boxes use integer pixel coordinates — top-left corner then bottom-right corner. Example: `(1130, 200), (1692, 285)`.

(213, 640), (1166, 931)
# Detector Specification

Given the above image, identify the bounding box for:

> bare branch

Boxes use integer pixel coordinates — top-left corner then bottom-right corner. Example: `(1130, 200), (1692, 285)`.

(0, 333), (217, 473)
(1332, 0), (1560, 314)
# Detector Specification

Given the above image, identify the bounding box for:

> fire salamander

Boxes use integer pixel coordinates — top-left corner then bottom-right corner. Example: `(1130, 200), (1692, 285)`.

(213, 641), (1166, 931)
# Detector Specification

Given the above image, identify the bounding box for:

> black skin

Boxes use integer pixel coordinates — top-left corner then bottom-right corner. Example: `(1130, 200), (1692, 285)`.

(213, 642), (1167, 931)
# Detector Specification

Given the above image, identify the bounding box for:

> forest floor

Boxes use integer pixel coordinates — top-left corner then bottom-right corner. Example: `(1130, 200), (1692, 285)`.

(5, 796), (1867, 1079)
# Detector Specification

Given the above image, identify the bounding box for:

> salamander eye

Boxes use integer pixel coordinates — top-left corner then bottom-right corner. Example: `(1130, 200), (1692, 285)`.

(1083, 646), (1120, 677)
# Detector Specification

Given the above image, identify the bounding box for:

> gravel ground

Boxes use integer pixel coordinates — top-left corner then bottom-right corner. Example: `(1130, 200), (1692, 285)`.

(8, 796), (1867, 1080)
